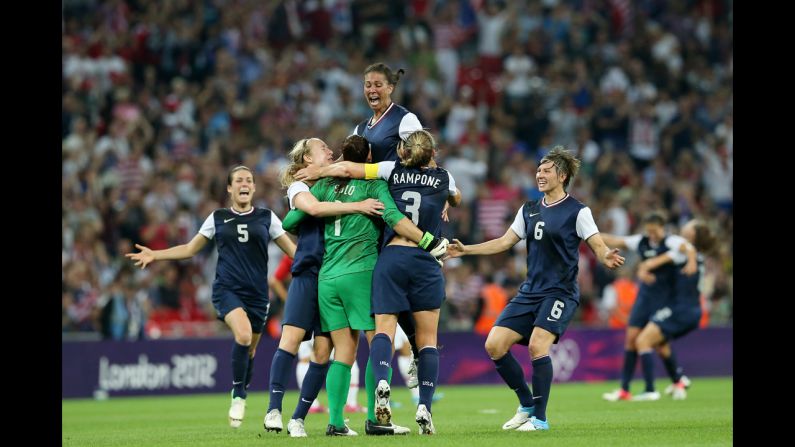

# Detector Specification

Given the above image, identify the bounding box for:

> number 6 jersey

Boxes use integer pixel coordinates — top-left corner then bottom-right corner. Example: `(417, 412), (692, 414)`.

(508, 194), (599, 303)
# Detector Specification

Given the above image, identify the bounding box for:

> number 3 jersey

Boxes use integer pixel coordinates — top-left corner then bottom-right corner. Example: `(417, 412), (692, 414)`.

(508, 194), (599, 303)
(371, 160), (457, 246)
(199, 207), (286, 299)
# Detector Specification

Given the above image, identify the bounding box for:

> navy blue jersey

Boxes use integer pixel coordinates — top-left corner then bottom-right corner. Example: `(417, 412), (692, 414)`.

(673, 253), (704, 307)
(508, 195), (599, 303)
(286, 181), (325, 275)
(352, 103), (423, 162)
(376, 160), (457, 245)
(199, 207), (285, 299)
(627, 234), (684, 305)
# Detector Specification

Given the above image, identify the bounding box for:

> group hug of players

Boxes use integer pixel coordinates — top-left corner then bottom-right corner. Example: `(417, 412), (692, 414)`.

(126, 62), (714, 437)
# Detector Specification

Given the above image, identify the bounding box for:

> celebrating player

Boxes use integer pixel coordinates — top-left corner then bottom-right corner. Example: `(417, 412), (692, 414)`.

(600, 211), (690, 402)
(629, 219), (717, 400)
(446, 147), (624, 432)
(126, 166), (296, 429)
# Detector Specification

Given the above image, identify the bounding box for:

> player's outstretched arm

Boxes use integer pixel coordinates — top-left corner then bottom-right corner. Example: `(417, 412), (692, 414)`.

(598, 233), (630, 249)
(294, 161), (370, 182)
(585, 233), (625, 269)
(640, 241), (697, 275)
(293, 191), (384, 217)
(125, 233), (209, 269)
(446, 228), (522, 258)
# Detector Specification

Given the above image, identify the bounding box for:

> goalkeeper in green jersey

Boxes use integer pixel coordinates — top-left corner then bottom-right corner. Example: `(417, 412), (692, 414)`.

(281, 135), (446, 436)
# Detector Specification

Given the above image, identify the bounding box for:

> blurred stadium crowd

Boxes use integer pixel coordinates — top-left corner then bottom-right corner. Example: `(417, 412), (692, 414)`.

(62, 0), (732, 340)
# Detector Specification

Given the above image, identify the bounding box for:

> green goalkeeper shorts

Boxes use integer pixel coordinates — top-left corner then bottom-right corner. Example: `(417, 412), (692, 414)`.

(318, 270), (375, 332)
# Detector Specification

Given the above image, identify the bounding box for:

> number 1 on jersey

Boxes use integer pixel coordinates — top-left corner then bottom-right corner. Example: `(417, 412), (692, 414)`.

(334, 200), (342, 236)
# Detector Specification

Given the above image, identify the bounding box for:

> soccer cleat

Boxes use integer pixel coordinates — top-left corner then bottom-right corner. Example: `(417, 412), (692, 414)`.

(326, 424), (358, 436)
(287, 418), (307, 437)
(416, 404), (435, 435)
(516, 416), (550, 431)
(228, 397), (246, 428)
(502, 406), (534, 430)
(602, 389), (632, 402)
(264, 408), (283, 432)
(375, 379), (392, 425)
(364, 418), (410, 435)
(407, 356), (419, 389)
(671, 381), (687, 400)
(344, 403), (366, 413)
(632, 391), (661, 401)
(665, 375), (692, 395)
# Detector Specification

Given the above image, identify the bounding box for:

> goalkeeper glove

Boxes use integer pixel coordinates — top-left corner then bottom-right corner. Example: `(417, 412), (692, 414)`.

(418, 231), (449, 259)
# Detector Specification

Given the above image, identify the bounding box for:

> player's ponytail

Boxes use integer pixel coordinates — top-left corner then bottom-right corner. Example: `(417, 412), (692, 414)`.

(401, 130), (436, 168)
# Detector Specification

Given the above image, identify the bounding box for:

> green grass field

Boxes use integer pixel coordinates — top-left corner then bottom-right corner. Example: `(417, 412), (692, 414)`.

(63, 377), (732, 446)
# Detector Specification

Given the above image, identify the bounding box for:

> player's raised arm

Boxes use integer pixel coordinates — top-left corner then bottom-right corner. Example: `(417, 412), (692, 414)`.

(125, 233), (209, 269)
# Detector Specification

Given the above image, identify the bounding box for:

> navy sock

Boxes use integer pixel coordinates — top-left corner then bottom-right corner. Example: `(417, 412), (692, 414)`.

(493, 352), (534, 408)
(620, 350), (638, 392)
(268, 348), (296, 411)
(292, 361), (330, 420)
(231, 342), (250, 399)
(244, 354), (255, 389)
(661, 350), (683, 383)
(418, 347), (440, 412)
(531, 355), (553, 421)
(369, 333), (393, 383)
(640, 351), (655, 392)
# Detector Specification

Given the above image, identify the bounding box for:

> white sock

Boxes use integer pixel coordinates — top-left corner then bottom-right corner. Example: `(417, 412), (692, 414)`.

(411, 386), (420, 400)
(347, 360), (360, 406)
(296, 361), (310, 390)
(397, 355), (412, 383)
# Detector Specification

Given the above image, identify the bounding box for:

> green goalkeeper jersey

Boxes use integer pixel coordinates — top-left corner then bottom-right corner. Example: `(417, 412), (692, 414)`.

(282, 178), (406, 280)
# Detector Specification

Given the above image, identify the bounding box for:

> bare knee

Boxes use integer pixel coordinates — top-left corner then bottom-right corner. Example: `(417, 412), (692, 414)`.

(313, 339), (332, 364)
(485, 336), (509, 359)
(415, 332), (437, 350)
(528, 340), (549, 359)
(234, 331), (252, 347)
(624, 329), (639, 350)
(278, 326), (306, 354)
